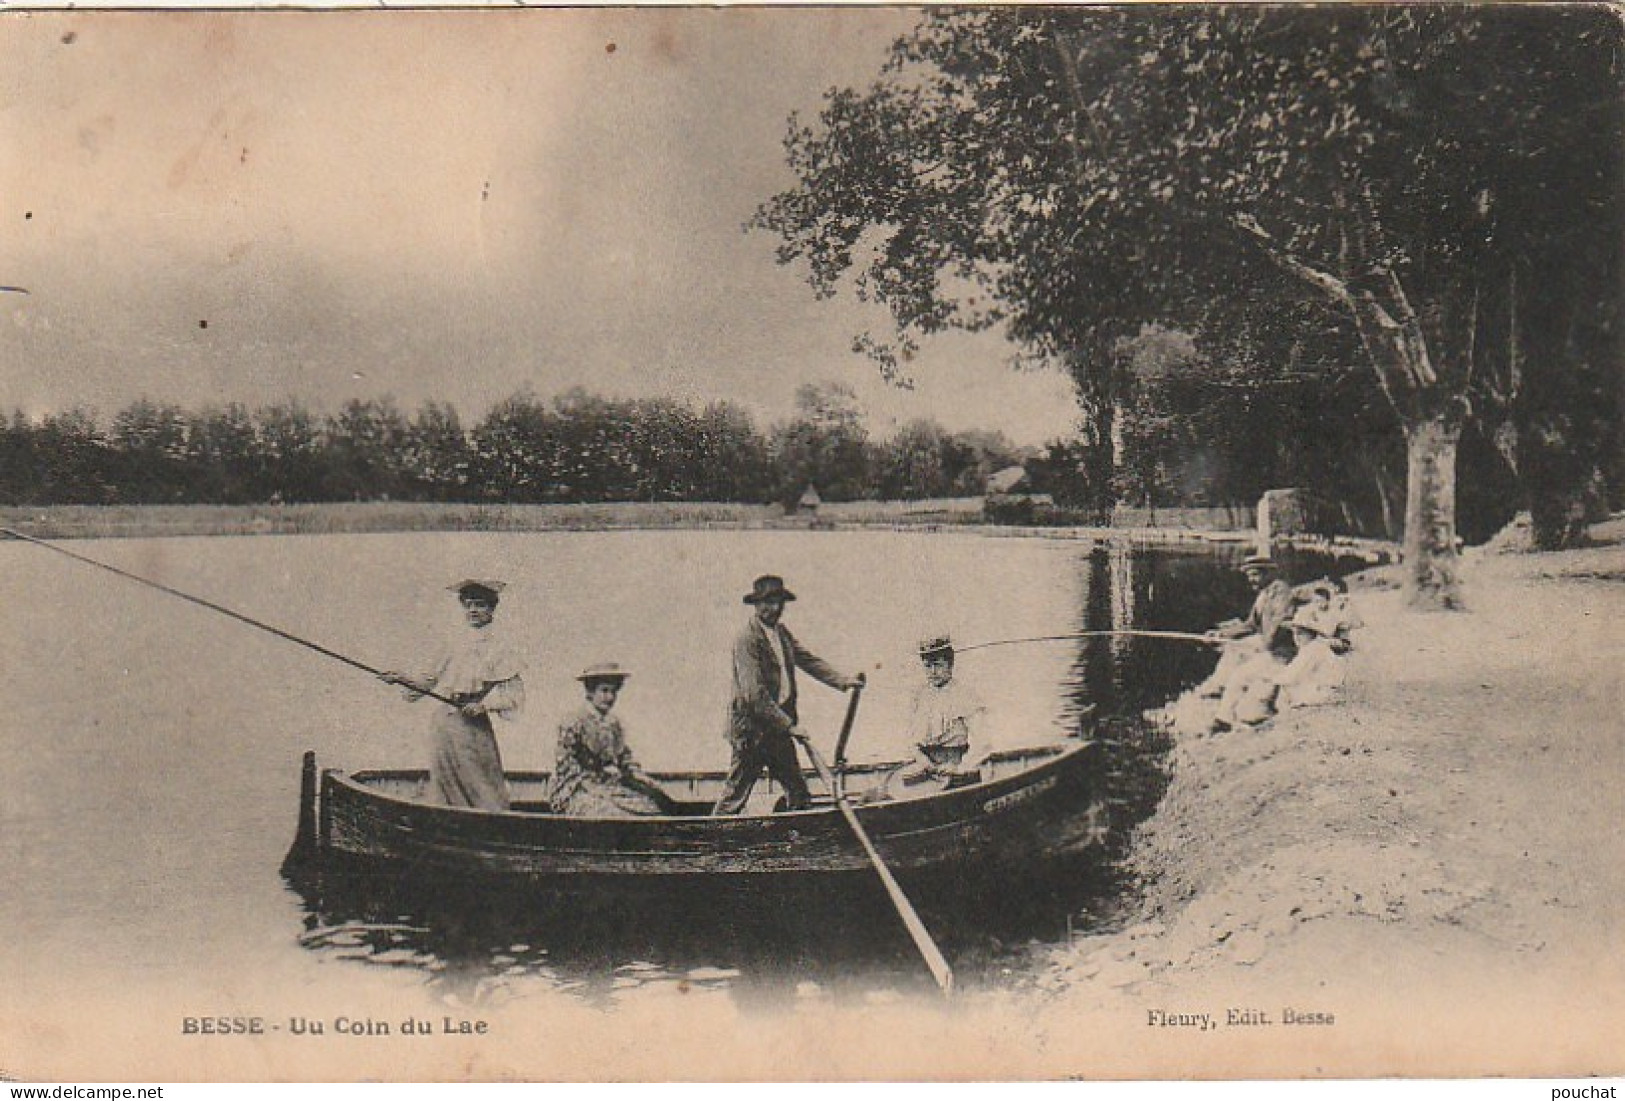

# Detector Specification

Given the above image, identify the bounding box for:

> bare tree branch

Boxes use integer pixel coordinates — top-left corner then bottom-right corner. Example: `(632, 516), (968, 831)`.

(1462, 279), (1481, 389)
(1051, 30), (1113, 167)
(1231, 213), (1419, 418)
(1231, 214), (1356, 309)
(1380, 267), (1437, 388)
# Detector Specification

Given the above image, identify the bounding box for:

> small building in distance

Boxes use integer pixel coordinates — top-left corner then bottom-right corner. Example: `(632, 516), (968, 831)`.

(985, 465), (1029, 496)
(795, 484), (823, 518)
(982, 465), (1055, 523)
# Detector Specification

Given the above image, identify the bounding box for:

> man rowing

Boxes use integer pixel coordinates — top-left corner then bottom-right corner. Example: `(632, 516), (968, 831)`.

(711, 574), (865, 815)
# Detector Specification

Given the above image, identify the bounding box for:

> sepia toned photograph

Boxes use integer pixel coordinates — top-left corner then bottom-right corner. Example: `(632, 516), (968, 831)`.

(1, 2), (1622, 1084)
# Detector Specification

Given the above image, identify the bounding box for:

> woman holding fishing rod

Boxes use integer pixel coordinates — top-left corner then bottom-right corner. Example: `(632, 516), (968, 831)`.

(2, 528), (525, 810)
(379, 579), (526, 812)
(856, 633), (988, 803)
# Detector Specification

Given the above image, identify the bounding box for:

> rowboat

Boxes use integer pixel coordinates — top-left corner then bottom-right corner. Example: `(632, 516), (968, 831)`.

(285, 738), (1106, 903)
(2, 528), (1110, 987)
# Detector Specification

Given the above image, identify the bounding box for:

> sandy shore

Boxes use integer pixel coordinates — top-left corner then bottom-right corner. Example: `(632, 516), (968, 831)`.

(1020, 520), (1625, 1078)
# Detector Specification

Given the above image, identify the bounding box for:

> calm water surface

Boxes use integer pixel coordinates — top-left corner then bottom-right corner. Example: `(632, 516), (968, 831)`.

(0, 530), (1273, 1018)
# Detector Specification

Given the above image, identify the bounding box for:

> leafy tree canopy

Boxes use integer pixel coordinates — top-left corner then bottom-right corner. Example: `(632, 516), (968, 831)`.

(755, 5), (1623, 602)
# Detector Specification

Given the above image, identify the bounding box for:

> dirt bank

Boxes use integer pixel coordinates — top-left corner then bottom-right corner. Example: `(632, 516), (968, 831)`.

(1026, 522), (1625, 1078)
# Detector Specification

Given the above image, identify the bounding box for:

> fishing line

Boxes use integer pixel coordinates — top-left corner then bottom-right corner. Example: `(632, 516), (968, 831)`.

(2, 526), (461, 706)
(956, 629), (1221, 654)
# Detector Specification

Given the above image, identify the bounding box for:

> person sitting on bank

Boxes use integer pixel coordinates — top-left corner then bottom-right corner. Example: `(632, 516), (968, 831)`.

(380, 579), (525, 811)
(548, 663), (674, 818)
(1211, 554), (1304, 728)
(1276, 580), (1362, 710)
(711, 574), (865, 816)
(893, 633), (987, 792)
(1155, 554), (1298, 735)
(1200, 553), (1299, 689)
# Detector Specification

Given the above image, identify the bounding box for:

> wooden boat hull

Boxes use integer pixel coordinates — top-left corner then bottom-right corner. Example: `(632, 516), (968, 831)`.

(298, 741), (1103, 901)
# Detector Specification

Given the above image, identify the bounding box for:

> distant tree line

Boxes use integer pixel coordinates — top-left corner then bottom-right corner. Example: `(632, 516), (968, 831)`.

(0, 382), (1025, 508)
(4, 370), (1578, 545)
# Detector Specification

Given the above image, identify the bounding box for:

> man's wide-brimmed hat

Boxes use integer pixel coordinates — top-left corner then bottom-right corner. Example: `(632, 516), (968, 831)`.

(576, 662), (629, 684)
(918, 634), (955, 659)
(1238, 554), (1278, 573)
(449, 578), (506, 602)
(743, 575), (797, 605)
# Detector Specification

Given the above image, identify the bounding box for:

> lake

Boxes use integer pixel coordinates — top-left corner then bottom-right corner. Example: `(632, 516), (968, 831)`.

(0, 529), (1268, 1024)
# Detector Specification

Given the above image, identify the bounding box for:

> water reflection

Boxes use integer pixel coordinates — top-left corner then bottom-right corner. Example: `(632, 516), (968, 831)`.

(293, 875), (946, 1008)
(1052, 546), (1258, 720)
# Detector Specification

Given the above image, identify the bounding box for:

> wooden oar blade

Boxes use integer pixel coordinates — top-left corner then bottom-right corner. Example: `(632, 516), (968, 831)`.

(837, 800), (955, 996)
(798, 723), (956, 998)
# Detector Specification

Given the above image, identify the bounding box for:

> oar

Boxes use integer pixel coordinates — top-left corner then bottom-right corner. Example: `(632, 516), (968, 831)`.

(1, 526), (462, 706)
(957, 628), (1222, 654)
(796, 689), (955, 998)
(830, 681), (864, 799)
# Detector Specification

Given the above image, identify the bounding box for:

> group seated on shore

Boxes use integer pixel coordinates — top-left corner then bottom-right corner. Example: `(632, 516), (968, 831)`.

(1153, 557), (1361, 737)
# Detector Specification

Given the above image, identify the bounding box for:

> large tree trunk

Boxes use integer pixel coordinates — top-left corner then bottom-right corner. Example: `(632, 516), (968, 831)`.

(1065, 343), (1120, 524)
(1353, 448), (1401, 540)
(1233, 214), (1474, 609)
(1529, 461), (1603, 550)
(1401, 409), (1465, 610)
(1372, 461), (1400, 542)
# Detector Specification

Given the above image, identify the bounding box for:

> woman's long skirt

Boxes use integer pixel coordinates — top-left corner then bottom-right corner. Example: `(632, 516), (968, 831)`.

(427, 706), (510, 811)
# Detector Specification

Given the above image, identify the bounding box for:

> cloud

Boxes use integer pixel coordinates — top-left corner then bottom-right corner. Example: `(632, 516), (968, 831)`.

(1, 10), (1081, 444)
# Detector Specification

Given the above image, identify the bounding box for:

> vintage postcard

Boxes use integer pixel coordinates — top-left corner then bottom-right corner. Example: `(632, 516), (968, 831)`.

(1, 3), (1621, 1085)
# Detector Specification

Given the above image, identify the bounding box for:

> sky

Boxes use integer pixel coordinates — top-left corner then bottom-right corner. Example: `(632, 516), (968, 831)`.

(0, 9), (1084, 446)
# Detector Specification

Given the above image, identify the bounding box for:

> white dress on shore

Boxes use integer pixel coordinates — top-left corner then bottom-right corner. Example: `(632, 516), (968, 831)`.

(1277, 599), (1360, 710)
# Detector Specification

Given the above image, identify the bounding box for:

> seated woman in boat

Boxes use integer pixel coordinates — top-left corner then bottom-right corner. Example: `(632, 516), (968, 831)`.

(379, 579), (525, 812)
(548, 664), (674, 817)
(866, 634), (987, 801)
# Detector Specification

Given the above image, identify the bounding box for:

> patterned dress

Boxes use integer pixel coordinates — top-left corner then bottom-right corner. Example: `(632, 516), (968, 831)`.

(548, 705), (669, 817)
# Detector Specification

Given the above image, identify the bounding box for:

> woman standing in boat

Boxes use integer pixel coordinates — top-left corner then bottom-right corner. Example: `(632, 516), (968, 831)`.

(548, 663), (672, 817)
(380, 579), (526, 811)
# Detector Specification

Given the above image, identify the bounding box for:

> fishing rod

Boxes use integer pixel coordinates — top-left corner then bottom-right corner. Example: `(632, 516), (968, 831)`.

(1, 526), (461, 706)
(956, 628), (1223, 654)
